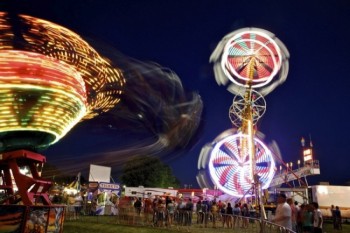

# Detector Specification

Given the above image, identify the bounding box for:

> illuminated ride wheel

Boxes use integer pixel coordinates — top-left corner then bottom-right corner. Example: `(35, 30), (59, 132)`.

(229, 89), (266, 127)
(0, 12), (125, 152)
(210, 27), (289, 96)
(221, 29), (282, 88)
(207, 132), (276, 197)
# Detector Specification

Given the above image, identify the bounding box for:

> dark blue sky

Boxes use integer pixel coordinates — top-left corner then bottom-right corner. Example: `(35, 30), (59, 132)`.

(4, 0), (350, 187)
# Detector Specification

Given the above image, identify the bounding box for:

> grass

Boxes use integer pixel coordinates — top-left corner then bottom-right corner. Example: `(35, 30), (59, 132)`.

(322, 220), (349, 233)
(63, 222), (168, 233)
(62, 216), (350, 233)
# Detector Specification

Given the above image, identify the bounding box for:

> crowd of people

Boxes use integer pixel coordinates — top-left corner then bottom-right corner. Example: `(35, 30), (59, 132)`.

(195, 200), (254, 228)
(117, 195), (260, 229)
(118, 195), (195, 228)
(58, 191), (344, 232)
(272, 193), (329, 233)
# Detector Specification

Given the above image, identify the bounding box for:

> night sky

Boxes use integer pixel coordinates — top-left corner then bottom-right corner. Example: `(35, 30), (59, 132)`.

(2, 0), (350, 187)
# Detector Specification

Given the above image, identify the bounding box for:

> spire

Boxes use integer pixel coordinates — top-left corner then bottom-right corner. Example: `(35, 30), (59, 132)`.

(309, 134), (313, 148)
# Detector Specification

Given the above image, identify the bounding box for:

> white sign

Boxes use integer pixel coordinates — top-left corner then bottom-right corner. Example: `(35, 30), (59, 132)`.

(89, 164), (111, 182)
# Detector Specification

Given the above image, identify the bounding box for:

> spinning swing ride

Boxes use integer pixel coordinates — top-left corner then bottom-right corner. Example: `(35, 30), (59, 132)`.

(197, 28), (290, 212)
(0, 12), (125, 206)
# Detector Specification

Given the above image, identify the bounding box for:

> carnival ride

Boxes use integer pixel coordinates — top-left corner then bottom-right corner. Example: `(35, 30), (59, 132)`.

(198, 129), (277, 197)
(0, 11), (125, 207)
(197, 28), (290, 217)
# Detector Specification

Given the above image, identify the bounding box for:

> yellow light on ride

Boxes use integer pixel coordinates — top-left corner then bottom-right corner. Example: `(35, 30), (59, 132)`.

(0, 12), (126, 151)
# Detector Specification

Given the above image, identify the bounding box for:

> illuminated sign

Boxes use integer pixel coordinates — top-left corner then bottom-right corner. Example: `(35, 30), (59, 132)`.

(99, 182), (120, 190)
(303, 148), (313, 162)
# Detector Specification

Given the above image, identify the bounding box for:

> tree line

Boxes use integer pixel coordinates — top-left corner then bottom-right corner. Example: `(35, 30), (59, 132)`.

(41, 155), (180, 188)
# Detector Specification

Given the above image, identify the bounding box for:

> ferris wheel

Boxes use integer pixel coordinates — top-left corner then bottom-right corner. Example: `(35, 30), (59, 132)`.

(199, 131), (276, 197)
(210, 27), (289, 96)
(199, 28), (289, 199)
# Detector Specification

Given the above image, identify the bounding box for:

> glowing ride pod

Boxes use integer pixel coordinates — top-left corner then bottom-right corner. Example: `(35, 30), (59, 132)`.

(0, 12), (125, 152)
(0, 50), (87, 150)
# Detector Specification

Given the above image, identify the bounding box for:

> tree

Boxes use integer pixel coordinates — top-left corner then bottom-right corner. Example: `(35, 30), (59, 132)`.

(120, 155), (180, 188)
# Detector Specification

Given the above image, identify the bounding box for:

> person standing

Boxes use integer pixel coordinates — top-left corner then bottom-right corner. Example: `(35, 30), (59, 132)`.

(272, 193), (292, 230)
(196, 200), (203, 224)
(133, 197), (142, 225)
(225, 202), (233, 228)
(232, 203), (241, 228)
(67, 194), (76, 220)
(210, 201), (219, 228)
(331, 205), (336, 229)
(134, 197), (142, 216)
(295, 202), (303, 233)
(156, 198), (166, 227)
(335, 206), (342, 230)
(302, 204), (314, 233)
(74, 192), (83, 220)
(287, 197), (297, 232)
(312, 202), (323, 233)
(241, 203), (249, 228)
(185, 198), (194, 226)
(201, 198), (209, 227)
(166, 198), (175, 227)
